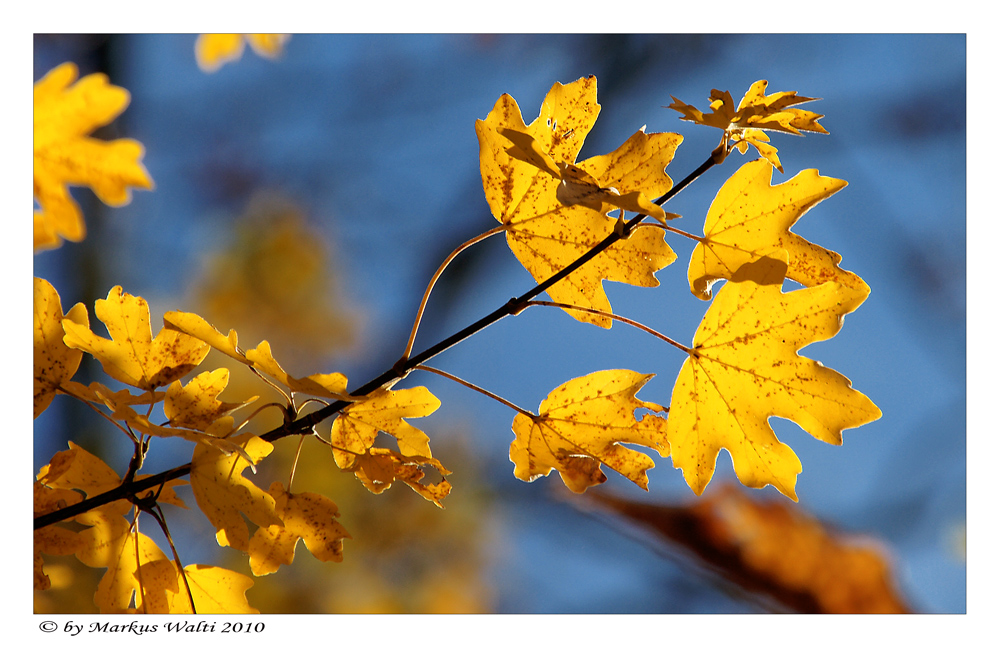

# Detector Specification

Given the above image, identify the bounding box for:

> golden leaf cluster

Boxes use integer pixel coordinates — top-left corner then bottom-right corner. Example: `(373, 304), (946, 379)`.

(34, 61), (882, 615)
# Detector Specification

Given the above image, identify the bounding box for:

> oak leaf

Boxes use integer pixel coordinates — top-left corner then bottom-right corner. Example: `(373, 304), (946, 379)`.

(62, 286), (210, 391)
(668, 80), (826, 172)
(190, 433), (282, 552)
(195, 34), (290, 72)
(330, 386), (450, 505)
(476, 76), (680, 328)
(510, 369), (669, 493)
(666, 255), (881, 500)
(689, 159), (869, 300)
(34, 278), (88, 418)
(33, 63), (153, 250)
(248, 482), (351, 576)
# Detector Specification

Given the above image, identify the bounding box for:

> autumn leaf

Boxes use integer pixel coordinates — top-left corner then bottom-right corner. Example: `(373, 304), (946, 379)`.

(248, 482), (351, 576)
(34, 277), (88, 418)
(34, 481), (85, 590)
(163, 311), (354, 401)
(668, 80), (826, 172)
(138, 560), (258, 613)
(586, 485), (911, 613)
(689, 159), (869, 300)
(666, 255), (881, 500)
(196, 34), (290, 72)
(62, 286), (209, 391)
(510, 369), (669, 493)
(476, 76), (680, 328)
(339, 448), (452, 507)
(498, 127), (673, 223)
(330, 386), (450, 505)
(190, 433), (282, 552)
(33, 62), (153, 250)
(164, 368), (257, 431)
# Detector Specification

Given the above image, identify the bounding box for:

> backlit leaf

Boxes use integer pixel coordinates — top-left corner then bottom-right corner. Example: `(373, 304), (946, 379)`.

(689, 159), (869, 300)
(62, 286), (210, 391)
(666, 255), (881, 500)
(164, 368), (257, 431)
(330, 387), (450, 505)
(34, 278), (88, 418)
(190, 433), (282, 552)
(476, 76), (680, 327)
(138, 560), (258, 613)
(510, 369), (669, 493)
(33, 62), (153, 250)
(249, 482), (351, 576)
(668, 80), (826, 172)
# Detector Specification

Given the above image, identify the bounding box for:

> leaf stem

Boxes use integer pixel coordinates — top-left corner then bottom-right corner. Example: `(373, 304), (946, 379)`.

(413, 365), (534, 418)
(525, 300), (692, 354)
(400, 226), (506, 361)
(636, 221), (705, 244)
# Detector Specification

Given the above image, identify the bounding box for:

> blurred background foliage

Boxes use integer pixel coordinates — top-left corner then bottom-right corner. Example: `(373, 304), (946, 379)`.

(33, 33), (965, 613)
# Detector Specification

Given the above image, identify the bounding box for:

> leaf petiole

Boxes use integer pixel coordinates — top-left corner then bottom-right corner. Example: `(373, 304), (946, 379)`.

(524, 300), (692, 354)
(413, 365), (534, 418)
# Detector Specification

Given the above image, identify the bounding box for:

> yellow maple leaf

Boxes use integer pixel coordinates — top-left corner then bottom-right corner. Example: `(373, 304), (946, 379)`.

(666, 255), (881, 501)
(248, 482), (351, 576)
(195, 34), (290, 72)
(497, 127), (673, 223)
(330, 386), (450, 504)
(190, 433), (282, 552)
(476, 76), (680, 328)
(138, 560), (258, 613)
(331, 386), (440, 461)
(34, 278), (88, 418)
(62, 286), (210, 391)
(340, 448), (453, 506)
(510, 369), (669, 493)
(33, 62), (153, 251)
(689, 159), (869, 300)
(164, 368), (257, 431)
(33, 481), (85, 590)
(162, 311), (354, 401)
(668, 80), (826, 172)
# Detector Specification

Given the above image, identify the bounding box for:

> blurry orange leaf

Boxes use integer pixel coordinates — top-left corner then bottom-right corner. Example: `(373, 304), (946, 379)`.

(249, 482), (351, 576)
(668, 80), (826, 172)
(690, 159), (869, 300)
(476, 76), (680, 328)
(34, 278), (88, 418)
(587, 486), (910, 613)
(667, 255), (881, 500)
(190, 433), (282, 552)
(62, 286), (209, 390)
(33, 62), (153, 250)
(510, 369), (669, 493)
(196, 34), (290, 72)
